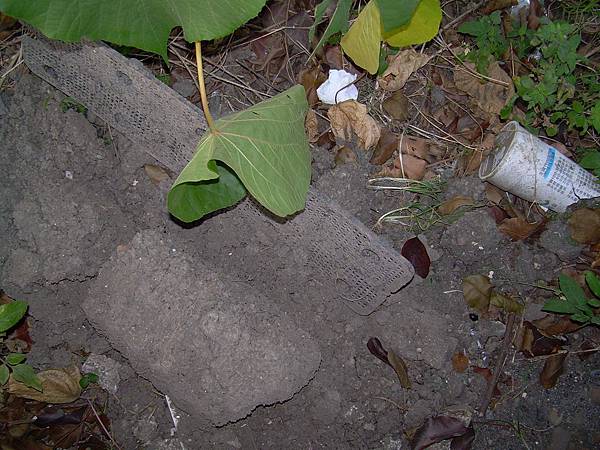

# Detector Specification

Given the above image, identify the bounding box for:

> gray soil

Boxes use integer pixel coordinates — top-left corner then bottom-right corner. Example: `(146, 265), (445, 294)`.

(1, 71), (599, 450)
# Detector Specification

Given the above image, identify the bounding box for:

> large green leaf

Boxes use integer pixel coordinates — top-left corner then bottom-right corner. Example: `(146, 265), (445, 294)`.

(168, 85), (310, 223)
(559, 274), (586, 306)
(0, 300), (27, 333)
(309, 0), (352, 58)
(384, 0), (442, 48)
(0, 0), (268, 60)
(376, 0), (421, 33)
(340, 0), (382, 75)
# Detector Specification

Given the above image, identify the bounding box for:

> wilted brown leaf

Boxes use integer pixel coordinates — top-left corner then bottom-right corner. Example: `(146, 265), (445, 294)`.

(488, 205), (509, 224)
(498, 217), (542, 241)
(334, 146), (357, 166)
(485, 183), (505, 205)
(144, 164), (170, 185)
(481, 0), (518, 14)
(438, 196), (474, 216)
(490, 292), (524, 314)
(324, 45), (344, 69)
(463, 275), (493, 314)
(298, 65), (327, 106)
(383, 91), (409, 121)
(370, 128), (398, 165)
(395, 154), (427, 180)
(316, 129), (336, 150)
(367, 337), (390, 365)
(519, 321), (564, 357)
(9, 366), (82, 403)
(408, 416), (470, 450)
(540, 353), (567, 389)
(379, 49), (432, 92)
(568, 208), (600, 244)
(401, 237), (431, 278)
(451, 352), (469, 373)
(454, 62), (514, 118)
(401, 136), (431, 162)
(328, 100), (381, 150)
(388, 350), (411, 389)
(305, 109), (319, 143)
(531, 314), (580, 336)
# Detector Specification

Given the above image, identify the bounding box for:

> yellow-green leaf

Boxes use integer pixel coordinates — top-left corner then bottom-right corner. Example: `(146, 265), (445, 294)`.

(384, 0), (442, 48)
(340, 0), (382, 74)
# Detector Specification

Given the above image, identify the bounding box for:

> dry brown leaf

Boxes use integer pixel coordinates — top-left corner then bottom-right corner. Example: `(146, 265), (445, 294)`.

(8, 366), (82, 403)
(324, 45), (344, 69)
(378, 49), (432, 92)
(568, 208), (600, 244)
(401, 136), (431, 162)
(490, 292), (524, 314)
(540, 353), (567, 389)
(144, 164), (170, 185)
(531, 314), (581, 336)
(334, 146), (357, 166)
(451, 352), (469, 373)
(498, 217), (541, 241)
(305, 109), (319, 143)
(454, 62), (514, 118)
(518, 321), (564, 357)
(395, 154), (427, 180)
(298, 65), (327, 107)
(481, 0), (518, 14)
(485, 183), (505, 205)
(370, 128), (398, 165)
(383, 91), (409, 121)
(463, 274), (493, 314)
(438, 195), (474, 215)
(388, 350), (411, 389)
(328, 100), (381, 150)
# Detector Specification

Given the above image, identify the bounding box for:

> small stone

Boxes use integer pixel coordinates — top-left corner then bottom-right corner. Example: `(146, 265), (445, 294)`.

(172, 79), (197, 98)
(82, 354), (122, 394)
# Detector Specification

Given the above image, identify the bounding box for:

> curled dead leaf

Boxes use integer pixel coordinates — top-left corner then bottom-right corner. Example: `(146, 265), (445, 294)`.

(451, 352), (469, 373)
(454, 62), (514, 118)
(540, 353), (567, 389)
(370, 128), (398, 165)
(305, 109), (319, 143)
(388, 350), (411, 389)
(8, 366), (82, 403)
(489, 292), (524, 314)
(298, 65), (327, 106)
(463, 275), (493, 314)
(395, 154), (427, 181)
(328, 100), (381, 150)
(379, 49), (431, 92)
(438, 196), (474, 216)
(568, 208), (600, 244)
(518, 321), (564, 357)
(408, 416), (471, 450)
(484, 183), (505, 205)
(498, 217), (543, 241)
(383, 91), (409, 122)
(401, 136), (431, 162)
(143, 164), (170, 185)
(401, 237), (431, 278)
(334, 146), (357, 166)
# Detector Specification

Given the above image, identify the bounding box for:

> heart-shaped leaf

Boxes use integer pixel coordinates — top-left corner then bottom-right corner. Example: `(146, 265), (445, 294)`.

(168, 85), (310, 222)
(376, 0), (422, 33)
(384, 0), (442, 48)
(0, 300), (27, 333)
(9, 366), (82, 402)
(0, 0), (268, 61)
(340, 0), (382, 74)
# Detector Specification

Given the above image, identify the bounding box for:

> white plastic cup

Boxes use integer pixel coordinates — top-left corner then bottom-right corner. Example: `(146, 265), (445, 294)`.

(479, 121), (600, 212)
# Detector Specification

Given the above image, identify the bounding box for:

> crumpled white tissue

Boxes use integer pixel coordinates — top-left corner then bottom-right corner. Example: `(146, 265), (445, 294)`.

(316, 69), (359, 104)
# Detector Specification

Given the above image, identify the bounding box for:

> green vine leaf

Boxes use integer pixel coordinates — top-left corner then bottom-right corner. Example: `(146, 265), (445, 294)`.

(11, 363), (43, 392)
(0, 364), (8, 385)
(309, 0), (352, 58)
(0, 0), (268, 61)
(376, 0), (421, 33)
(168, 85), (310, 223)
(0, 300), (27, 333)
(6, 353), (26, 366)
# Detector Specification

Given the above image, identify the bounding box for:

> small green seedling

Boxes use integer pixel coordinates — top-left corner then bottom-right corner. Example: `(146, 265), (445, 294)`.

(0, 298), (42, 391)
(542, 272), (600, 326)
(60, 97), (87, 114)
(79, 372), (99, 389)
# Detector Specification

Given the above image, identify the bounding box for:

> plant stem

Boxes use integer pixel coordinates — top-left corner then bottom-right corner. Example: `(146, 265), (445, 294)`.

(194, 41), (216, 132)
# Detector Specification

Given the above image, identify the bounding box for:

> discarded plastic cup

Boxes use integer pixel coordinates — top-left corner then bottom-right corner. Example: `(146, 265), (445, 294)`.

(479, 121), (600, 212)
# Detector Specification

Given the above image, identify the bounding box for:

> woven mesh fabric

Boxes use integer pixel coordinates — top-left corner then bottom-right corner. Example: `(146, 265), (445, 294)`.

(22, 35), (414, 315)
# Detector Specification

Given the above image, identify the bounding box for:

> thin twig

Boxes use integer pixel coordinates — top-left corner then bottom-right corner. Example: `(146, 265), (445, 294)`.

(479, 313), (517, 417)
(442, 0), (486, 30)
(87, 399), (122, 450)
